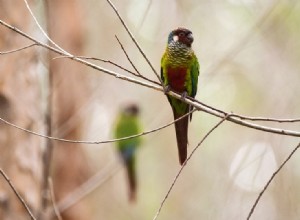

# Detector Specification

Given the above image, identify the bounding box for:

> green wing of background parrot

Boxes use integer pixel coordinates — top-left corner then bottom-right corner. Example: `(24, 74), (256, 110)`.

(161, 27), (200, 165)
(114, 104), (142, 202)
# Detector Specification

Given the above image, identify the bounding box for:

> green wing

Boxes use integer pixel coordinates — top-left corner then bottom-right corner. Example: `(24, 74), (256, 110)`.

(187, 54), (200, 121)
(160, 52), (168, 86)
(191, 55), (200, 98)
(115, 114), (142, 153)
(114, 111), (141, 201)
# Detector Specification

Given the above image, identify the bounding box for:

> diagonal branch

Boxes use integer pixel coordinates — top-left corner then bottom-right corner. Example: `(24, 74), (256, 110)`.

(115, 35), (160, 85)
(23, 0), (70, 55)
(1, 19), (300, 137)
(230, 113), (300, 123)
(1, 2), (298, 219)
(136, 0), (153, 33)
(153, 114), (230, 220)
(0, 19), (160, 90)
(48, 178), (63, 220)
(246, 141), (300, 220)
(206, 0), (280, 78)
(115, 35), (141, 75)
(0, 43), (37, 55)
(0, 169), (36, 220)
(53, 55), (142, 78)
(0, 107), (195, 144)
(54, 160), (121, 216)
(105, 0), (162, 85)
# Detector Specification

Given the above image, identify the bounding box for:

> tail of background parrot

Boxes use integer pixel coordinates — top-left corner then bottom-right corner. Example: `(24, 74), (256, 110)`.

(123, 155), (136, 202)
(120, 144), (137, 202)
(172, 108), (189, 165)
(114, 103), (141, 202)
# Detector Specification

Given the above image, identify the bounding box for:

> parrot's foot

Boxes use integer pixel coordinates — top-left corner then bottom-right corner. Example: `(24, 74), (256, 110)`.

(163, 85), (171, 94)
(181, 91), (188, 100)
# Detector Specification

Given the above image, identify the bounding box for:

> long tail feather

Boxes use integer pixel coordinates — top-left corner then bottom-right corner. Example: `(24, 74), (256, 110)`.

(173, 109), (189, 165)
(125, 157), (136, 202)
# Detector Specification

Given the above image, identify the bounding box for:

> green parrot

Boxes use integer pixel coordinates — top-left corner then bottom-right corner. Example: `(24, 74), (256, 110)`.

(161, 27), (200, 165)
(114, 104), (142, 201)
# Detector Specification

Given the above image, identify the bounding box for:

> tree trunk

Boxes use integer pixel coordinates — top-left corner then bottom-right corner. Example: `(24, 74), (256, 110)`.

(45, 1), (92, 219)
(0, 1), (44, 219)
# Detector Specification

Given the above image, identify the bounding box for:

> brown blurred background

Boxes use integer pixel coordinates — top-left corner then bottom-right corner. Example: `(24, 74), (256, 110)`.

(1, 0), (300, 219)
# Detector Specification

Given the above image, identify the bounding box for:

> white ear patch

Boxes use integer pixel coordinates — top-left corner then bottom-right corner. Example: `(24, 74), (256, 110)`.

(173, 35), (179, 42)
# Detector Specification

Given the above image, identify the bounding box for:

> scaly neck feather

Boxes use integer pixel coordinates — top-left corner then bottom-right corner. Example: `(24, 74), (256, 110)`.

(166, 41), (193, 66)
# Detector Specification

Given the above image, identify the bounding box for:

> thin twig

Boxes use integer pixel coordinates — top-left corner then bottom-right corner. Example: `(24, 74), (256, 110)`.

(54, 52), (160, 86)
(105, 0), (162, 84)
(2, 18), (161, 90)
(115, 35), (160, 85)
(0, 108), (195, 144)
(54, 160), (121, 216)
(188, 97), (300, 123)
(48, 178), (63, 220)
(4, 2), (298, 219)
(0, 43), (37, 55)
(230, 113), (300, 123)
(1, 19), (300, 137)
(23, 0), (70, 55)
(53, 55), (139, 77)
(246, 141), (300, 220)
(48, 111), (193, 215)
(136, 0), (152, 33)
(153, 114), (230, 220)
(115, 35), (141, 75)
(11, 0), (300, 128)
(0, 169), (36, 220)
(206, 0), (280, 78)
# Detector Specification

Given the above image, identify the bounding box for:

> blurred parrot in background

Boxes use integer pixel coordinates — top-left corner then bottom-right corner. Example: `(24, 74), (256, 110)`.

(161, 27), (200, 165)
(114, 104), (142, 202)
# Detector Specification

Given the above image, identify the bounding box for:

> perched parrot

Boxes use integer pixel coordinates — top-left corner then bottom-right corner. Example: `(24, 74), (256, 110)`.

(114, 104), (142, 201)
(161, 27), (200, 165)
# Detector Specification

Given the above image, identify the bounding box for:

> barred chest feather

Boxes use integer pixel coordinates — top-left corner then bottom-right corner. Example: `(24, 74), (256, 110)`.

(166, 41), (193, 65)
(165, 42), (193, 93)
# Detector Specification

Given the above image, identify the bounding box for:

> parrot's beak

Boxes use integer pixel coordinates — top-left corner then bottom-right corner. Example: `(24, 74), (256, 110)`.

(187, 33), (194, 44)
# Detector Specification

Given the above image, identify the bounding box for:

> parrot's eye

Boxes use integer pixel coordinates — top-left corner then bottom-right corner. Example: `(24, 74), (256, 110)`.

(178, 32), (185, 37)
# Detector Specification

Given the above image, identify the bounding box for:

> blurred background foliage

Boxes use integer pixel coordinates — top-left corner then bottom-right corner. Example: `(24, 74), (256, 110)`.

(2, 0), (300, 219)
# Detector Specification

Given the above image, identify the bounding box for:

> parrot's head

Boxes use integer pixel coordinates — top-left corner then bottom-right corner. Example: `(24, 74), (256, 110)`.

(167, 27), (194, 48)
(123, 104), (140, 117)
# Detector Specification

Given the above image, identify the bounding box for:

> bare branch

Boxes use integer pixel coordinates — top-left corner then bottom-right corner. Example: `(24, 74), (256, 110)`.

(136, 0), (152, 33)
(105, 0), (163, 84)
(54, 160), (121, 215)
(206, 0), (280, 78)
(0, 19), (161, 90)
(53, 55), (140, 78)
(115, 35), (141, 75)
(115, 35), (160, 85)
(153, 114), (230, 220)
(45, 112), (193, 215)
(0, 107), (194, 144)
(23, 0), (70, 55)
(1, 19), (300, 138)
(230, 113), (300, 123)
(0, 43), (37, 55)
(2, 1), (298, 219)
(189, 97), (300, 123)
(0, 169), (37, 220)
(246, 141), (300, 220)
(48, 178), (63, 220)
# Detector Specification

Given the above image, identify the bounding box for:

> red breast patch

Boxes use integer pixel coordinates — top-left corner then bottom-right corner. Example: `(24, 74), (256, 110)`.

(167, 67), (187, 93)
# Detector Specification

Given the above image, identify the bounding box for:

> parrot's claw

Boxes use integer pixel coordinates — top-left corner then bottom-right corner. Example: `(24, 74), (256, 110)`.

(163, 85), (171, 95)
(181, 91), (188, 100)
